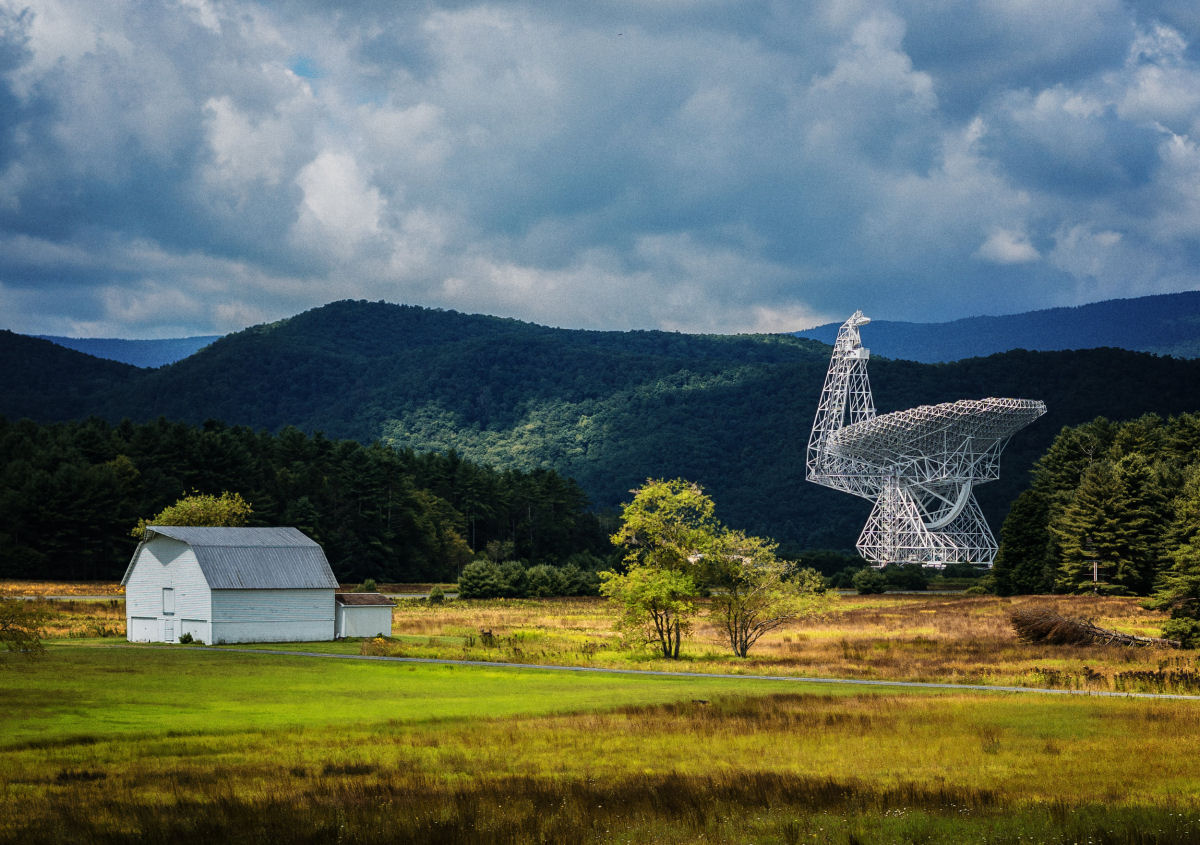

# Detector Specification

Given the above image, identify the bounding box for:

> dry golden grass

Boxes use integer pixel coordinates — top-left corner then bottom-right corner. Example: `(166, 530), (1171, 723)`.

(387, 592), (1196, 693)
(0, 581), (123, 596)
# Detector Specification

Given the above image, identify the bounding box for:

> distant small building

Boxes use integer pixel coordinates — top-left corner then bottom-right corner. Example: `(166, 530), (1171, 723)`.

(121, 526), (339, 644)
(334, 593), (395, 638)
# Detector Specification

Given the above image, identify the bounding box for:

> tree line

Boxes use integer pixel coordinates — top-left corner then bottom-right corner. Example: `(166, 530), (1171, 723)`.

(992, 412), (1200, 608)
(0, 416), (610, 583)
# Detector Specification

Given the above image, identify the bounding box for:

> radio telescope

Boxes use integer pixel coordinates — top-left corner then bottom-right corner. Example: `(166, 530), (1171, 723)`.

(806, 311), (1046, 568)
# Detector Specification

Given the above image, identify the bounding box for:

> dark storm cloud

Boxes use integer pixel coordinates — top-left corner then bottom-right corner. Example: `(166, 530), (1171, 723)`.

(1, 0), (1199, 337)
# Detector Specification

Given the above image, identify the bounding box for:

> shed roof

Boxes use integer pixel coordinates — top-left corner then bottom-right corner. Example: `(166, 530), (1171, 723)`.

(335, 592), (395, 607)
(121, 526), (339, 590)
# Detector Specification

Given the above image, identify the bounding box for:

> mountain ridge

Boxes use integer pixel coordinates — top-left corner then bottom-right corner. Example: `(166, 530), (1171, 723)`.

(7, 299), (1200, 552)
(794, 291), (1200, 362)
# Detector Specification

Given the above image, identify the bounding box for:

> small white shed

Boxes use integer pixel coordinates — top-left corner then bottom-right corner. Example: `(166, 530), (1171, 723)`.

(334, 593), (395, 638)
(121, 526), (339, 644)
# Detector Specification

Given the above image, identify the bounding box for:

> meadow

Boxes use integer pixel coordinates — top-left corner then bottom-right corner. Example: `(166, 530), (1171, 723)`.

(4, 589), (1200, 842)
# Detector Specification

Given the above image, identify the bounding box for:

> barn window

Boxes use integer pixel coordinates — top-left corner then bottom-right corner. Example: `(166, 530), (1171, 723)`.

(163, 588), (175, 615)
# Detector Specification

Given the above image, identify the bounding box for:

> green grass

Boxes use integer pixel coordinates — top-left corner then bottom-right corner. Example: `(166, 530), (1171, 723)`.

(4, 644), (1200, 842)
(3, 644), (822, 749)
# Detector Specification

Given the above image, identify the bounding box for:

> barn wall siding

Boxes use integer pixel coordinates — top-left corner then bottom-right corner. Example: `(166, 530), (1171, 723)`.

(125, 536), (212, 643)
(210, 589), (334, 643)
(336, 605), (393, 638)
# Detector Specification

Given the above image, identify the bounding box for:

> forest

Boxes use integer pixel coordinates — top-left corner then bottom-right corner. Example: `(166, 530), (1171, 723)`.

(0, 416), (609, 583)
(8, 300), (1200, 551)
(993, 412), (1200, 600)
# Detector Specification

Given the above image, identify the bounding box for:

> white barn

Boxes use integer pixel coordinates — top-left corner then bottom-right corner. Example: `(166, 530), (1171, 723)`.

(122, 526), (339, 644)
(334, 593), (395, 638)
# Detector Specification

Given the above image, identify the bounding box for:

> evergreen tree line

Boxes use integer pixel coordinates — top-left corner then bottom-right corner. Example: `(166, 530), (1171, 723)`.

(992, 412), (1200, 598)
(0, 416), (610, 583)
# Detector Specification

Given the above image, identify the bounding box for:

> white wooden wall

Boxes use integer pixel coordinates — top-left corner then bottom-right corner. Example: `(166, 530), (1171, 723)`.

(211, 589), (334, 643)
(336, 605), (393, 638)
(124, 536), (212, 643)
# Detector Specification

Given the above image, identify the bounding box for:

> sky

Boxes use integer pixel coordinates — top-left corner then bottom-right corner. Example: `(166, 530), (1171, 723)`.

(3, 1), (1200, 338)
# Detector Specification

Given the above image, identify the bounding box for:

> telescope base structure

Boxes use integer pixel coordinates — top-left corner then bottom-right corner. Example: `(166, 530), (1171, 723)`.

(806, 310), (1046, 569)
(856, 477), (996, 568)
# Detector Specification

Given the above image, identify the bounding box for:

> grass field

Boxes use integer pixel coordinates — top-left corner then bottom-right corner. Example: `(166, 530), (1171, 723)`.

(3, 642), (1200, 843)
(5, 588), (1200, 842)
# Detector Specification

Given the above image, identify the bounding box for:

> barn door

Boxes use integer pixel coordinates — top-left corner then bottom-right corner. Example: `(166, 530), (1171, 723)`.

(163, 620), (175, 642)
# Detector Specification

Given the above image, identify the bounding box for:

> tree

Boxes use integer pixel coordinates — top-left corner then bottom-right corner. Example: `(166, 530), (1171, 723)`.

(0, 598), (46, 662)
(992, 488), (1054, 595)
(1051, 455), (1167, 595)
(603, 479), (717, 658)
(706, 530), (828, 658)
(1148, 463), (1200, 645)
(600, 565), (698, 658)
(132, 490), (252, 539)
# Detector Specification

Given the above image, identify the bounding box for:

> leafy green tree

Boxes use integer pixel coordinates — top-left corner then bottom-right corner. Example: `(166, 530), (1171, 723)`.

(603, 479), (718, 658)
(706, 530), (829, 658)
(600, 565), (698, 658)
(132, 490), (251, 539)
(610, 478), (718, 573)
(0, 598), (46, 662)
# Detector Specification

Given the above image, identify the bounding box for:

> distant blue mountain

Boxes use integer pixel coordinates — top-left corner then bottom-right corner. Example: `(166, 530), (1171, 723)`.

(794, 291), (1200, 362)
(35, 335), (221, 368)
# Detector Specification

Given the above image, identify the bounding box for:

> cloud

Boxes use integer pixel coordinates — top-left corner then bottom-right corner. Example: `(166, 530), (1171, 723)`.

(1, 0), (1200, 337)
(976, 229), (1040, 265)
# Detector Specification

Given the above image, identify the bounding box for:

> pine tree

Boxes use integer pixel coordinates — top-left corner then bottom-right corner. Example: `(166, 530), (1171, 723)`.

(992, 488), (1053, 594)
(1149, 463), (1200, 643)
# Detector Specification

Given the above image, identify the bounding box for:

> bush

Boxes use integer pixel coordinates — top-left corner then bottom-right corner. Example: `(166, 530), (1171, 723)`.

(560, 562), (601, 596)
(525, 564), (567, 597)
(458, 560), (508, 599)
(178, 632), (194, 644)
(428, 585), (445, 604)
(852, 568), (888, 594)
(357, 578), (378, 593)
(882, 563), (929, 591)
(497, 561), (527, 597)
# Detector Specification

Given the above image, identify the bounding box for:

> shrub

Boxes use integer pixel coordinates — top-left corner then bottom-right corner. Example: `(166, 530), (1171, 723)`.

(428, 585), (445, 604)
(852, 568), (888, 594)
(357, 578), (378, 593)
(497, 561), (527, 597)
(525, 564), (567, 597)
(560, 563), (601, 596)
(458, 560), (508, 599)
(178, 632), (194, 644)
(882, 563), (929, 591)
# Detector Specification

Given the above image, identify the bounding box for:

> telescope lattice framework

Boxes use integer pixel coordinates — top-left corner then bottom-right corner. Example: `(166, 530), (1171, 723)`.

(806, 311), (1046, 568)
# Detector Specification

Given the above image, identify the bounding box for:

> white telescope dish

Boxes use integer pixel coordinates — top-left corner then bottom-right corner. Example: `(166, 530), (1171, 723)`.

(806, 312), (1046, 567)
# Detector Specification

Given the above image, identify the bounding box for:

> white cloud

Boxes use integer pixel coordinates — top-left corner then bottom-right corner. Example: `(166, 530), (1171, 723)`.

(976, 228), (1040, 264)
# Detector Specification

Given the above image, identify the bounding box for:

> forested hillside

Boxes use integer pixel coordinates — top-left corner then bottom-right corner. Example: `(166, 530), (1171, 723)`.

(0, 417), (607, 582)
(6, 300), (1200, 552)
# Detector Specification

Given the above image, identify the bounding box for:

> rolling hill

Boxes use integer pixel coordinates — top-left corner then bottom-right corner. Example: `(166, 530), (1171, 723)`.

(795, 291), (1200, 362)
(6, 300), (1200, 551)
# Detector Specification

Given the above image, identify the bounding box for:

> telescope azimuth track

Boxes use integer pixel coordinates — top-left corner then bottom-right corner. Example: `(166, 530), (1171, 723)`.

(806, 311), (1046, 568)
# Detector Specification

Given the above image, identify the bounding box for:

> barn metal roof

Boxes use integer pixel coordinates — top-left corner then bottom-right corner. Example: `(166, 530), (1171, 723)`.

(121, 526), (339, 590)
